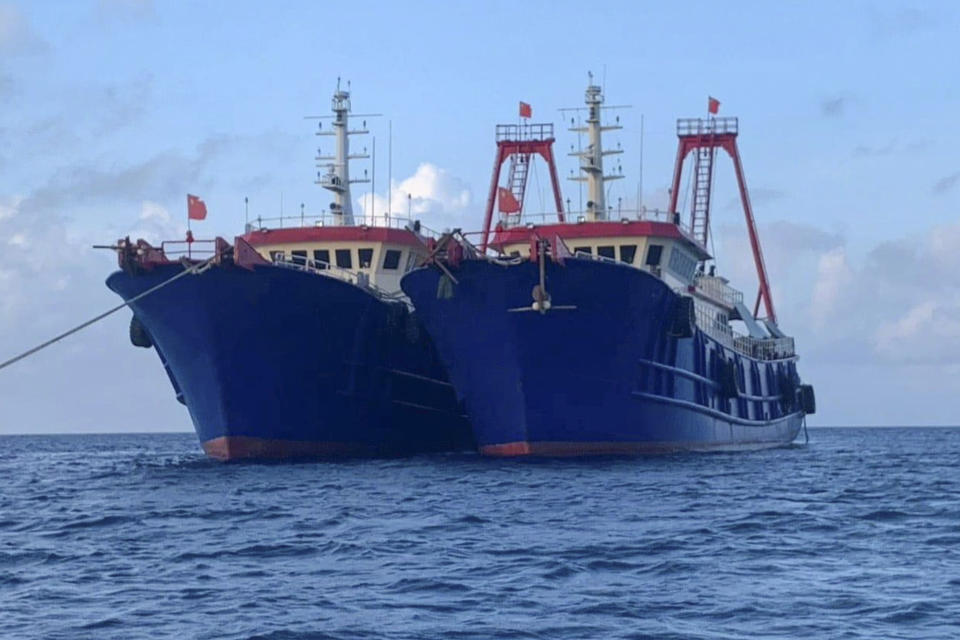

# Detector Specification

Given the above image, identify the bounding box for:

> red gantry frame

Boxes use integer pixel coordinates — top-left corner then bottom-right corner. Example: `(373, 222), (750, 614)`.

(480, 123), (565, 253)
(668, 117), (778, 324)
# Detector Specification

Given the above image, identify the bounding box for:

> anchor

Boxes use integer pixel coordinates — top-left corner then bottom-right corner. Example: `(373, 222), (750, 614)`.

(508, 238), (576, 314)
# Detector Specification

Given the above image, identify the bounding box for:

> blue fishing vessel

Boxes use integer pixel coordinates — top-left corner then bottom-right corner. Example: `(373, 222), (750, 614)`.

(402, 79), (815, 456)
(107, 83), (472, 460)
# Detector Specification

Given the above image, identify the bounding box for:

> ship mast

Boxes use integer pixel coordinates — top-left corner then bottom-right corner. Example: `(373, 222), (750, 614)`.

(315, 79), (370, 226)
(567, 73), (623, 221)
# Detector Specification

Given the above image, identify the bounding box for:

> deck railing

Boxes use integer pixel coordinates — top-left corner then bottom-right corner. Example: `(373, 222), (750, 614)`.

(695, 305), (794, 360)
(693, 274), (744, 308)
(160, 239), (217, 259)
(246, 213), (441, 238)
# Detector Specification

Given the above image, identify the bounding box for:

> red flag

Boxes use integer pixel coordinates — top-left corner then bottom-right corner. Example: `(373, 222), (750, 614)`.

(187, 194), (207, 220)
(708, 96), (720, 115)
(498, 187), (520, 214)
(519, 101), (532, 119)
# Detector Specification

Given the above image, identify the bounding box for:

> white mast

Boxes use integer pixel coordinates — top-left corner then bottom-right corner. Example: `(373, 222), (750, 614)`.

(567, 72), (623, 221)
(315, 79), (370, 226)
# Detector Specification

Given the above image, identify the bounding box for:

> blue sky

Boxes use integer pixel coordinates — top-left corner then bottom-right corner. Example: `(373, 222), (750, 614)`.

(1, 0), (958, 432)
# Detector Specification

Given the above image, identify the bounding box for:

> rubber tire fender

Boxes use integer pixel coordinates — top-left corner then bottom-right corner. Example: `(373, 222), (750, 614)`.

(129, 315), (153, 348)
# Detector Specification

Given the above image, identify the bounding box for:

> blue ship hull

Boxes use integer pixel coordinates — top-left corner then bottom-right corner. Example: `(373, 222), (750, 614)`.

(107, 263), (473, 459)
(401, 258), (805, 456)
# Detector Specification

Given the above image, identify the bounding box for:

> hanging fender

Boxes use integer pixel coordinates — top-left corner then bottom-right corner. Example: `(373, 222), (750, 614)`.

(129, 315), (153, 348)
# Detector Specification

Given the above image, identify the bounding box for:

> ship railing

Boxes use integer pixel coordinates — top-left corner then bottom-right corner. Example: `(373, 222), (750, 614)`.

(503, 206), (686, 228)
(270, 255), (405, 301)
(160, 239), (217, 259)
(696, 305), (735, 348)
(495, 123), (554, 142)
(677, 117), (738, 137)
(695, 305), (795, 360)
(693, 274), (744, 308)
(246, 213), (442, 238)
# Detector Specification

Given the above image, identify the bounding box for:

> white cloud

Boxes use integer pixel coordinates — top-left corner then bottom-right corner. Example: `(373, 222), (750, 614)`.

(0, 194), (21, 220)
(0, 4), (44, 54)
(810, 247), (853, 328)
(355, 163), (472, 231)
(0, 191), (189, 433)
(122, 200), (186, 245)
(875, 301), (960, 364)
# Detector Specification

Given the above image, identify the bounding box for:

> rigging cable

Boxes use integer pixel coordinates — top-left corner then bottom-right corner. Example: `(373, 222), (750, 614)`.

(0, 256), (216, 373)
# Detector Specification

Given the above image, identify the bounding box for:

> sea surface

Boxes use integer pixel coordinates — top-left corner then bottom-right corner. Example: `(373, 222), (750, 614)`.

(1, 427), (959, 640)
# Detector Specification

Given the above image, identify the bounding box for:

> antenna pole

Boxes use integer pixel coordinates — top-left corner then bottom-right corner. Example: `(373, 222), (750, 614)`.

(370, 136), (376, 225)
(577, 112), (583, 212)
(388, 120), (392, 217)
(244, 196), (249, 229)
(314, 82), (371, 226)
(638, 113), (644, 213)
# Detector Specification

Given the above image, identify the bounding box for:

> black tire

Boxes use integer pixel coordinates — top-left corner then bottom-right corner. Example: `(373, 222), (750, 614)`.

(799, 384), (816, 414)
(129, 315), (153, 348)
(669, 296), (695, 338)
(719, 360), (739, 398)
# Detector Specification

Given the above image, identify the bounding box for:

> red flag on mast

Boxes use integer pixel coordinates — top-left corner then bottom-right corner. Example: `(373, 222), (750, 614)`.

(187, 194), (207, 220)
(498, 187), (520, 214)
(519, 101), (532, 119)
(708, 96), (720, 115)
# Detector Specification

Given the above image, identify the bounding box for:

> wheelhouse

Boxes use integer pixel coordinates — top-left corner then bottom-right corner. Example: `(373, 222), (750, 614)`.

(240, 219), (431, 294)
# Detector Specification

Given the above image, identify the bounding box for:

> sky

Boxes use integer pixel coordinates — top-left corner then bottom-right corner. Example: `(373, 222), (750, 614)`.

(0, 0), (958, 433)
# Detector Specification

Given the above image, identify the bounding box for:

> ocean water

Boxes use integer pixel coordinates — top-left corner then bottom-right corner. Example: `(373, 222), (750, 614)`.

(1, 428), (959, 640)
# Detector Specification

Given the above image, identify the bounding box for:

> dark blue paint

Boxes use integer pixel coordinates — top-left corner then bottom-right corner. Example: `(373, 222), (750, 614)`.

(107, 263), (472, 456)
(402, 258), (805, 452)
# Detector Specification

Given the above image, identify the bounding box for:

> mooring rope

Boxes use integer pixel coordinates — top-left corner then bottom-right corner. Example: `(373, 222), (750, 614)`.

(0, 257), (215, 373)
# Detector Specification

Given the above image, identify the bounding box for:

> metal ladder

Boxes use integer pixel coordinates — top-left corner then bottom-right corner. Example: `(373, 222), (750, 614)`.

(505, 152), (531, 213)
(690, 142), (715, 248)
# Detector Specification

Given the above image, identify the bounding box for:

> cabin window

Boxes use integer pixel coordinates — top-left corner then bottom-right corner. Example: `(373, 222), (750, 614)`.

(619, 245), (637, 264)
(313, 249), (330, 269)
(404, 252), (418, 273)
(358, 247), (374, 269)
(509, 251), (521, 258)
(335, 249), (352, 269)
(668, 247), (698, 281)
(645, 244), (663, 266)
(382, 249), (402, 270)
(269, 250), (285, 262)
(597, 245), (615, 259)
(291, 250), (307, 266)
(573, 246), (592, 255)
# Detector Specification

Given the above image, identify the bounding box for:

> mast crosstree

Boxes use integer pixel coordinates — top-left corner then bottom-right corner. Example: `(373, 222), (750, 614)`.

(310, 79), (376, 226)
(562, 73), (625, 221)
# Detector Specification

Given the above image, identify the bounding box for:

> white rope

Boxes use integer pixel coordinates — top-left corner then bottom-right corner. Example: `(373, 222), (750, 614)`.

(0, 257), (215, 372)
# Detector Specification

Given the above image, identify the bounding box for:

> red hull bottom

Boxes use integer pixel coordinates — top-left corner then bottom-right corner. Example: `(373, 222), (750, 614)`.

(479, 439), (796, 457)
(202, 436), (370, 461)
